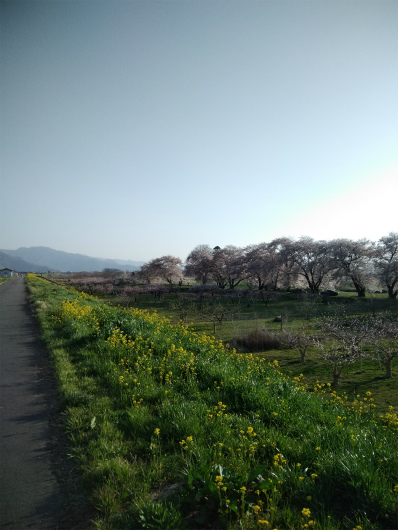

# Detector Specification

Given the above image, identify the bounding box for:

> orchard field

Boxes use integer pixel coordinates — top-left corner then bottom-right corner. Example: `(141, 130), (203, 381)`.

(28, 274), (397, 530)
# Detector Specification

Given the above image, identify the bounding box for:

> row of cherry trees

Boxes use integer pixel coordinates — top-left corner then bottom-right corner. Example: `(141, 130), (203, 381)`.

(138, 233), (398, 298)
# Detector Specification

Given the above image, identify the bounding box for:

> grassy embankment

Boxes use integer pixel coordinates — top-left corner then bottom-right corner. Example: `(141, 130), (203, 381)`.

(28, 275), (398, 530)
(88, 284), (398, 413)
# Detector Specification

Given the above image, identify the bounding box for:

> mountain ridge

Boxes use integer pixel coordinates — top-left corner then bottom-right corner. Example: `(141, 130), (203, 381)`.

(0, 251), (51, 273)
(0, 247), (145, 273)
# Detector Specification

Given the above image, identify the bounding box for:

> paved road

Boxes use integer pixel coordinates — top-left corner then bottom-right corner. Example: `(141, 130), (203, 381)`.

(0, 277), (91, 529)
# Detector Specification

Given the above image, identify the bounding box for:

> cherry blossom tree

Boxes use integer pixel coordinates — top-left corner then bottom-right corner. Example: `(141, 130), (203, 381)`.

(330, 238), (375, 297)
(291, 237), (336, 294)
(146, 285), (168, 300)
(374, 232), (398, 299)
(268, 237), (298, 291)
(119, 285), (142, 306)
(140, 255), (183, 285)
(184, 244), (213, 284)
(211, 245), (246, 289)
(244, 243), (282, 290)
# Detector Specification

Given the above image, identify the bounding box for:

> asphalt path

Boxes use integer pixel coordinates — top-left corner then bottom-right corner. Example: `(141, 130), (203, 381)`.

(0, 277), (91, 529)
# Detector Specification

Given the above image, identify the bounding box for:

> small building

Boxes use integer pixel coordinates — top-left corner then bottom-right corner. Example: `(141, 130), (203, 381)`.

(0, 268), (15, 277)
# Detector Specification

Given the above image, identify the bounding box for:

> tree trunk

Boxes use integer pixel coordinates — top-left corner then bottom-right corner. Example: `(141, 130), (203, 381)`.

(352, 280), (366, 297)
(384, 360), (392, 378)
(331, 367), (342, 386)
(387, 285), (398, 299)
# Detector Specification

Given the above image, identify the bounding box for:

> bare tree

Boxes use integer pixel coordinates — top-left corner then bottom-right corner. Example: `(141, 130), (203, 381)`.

(281, 326), (312, 362)
(300, 293), (322, 320)
(368, 314), (398, 378)
(374, 233), (398, 299)
(314, 312), (374, 385)
(195, 301), (236, 334)
(258, 289), (278, 307)
(330, 238), (375, 297)
(169, 295), (192, 322)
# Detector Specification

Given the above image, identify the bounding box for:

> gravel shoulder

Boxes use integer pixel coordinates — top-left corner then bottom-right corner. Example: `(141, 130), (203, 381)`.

(0, 277), (92, 529)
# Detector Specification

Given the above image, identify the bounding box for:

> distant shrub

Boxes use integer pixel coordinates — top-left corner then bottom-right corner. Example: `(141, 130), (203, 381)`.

(235, 329), (280, 352)
(189, 284), (218, 294)
(146, 285), (168, 300)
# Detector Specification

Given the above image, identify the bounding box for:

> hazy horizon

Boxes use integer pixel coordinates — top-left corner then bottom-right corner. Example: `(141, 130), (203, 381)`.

(1, 231), (396, 267)
(1, 1), (397, 262)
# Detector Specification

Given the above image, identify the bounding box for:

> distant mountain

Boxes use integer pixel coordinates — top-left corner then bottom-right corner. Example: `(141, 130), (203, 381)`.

(0, 247), (145, 273)
(0, 250), (51, 273)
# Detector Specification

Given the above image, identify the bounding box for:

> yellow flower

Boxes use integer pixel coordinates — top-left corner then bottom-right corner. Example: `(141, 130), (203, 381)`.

(154, 428), (160, 436)
(253, 505), (261, 513)
(302, 508), (311, 517)
(258, 521), (269, 526)
(186, 436), (193, 443)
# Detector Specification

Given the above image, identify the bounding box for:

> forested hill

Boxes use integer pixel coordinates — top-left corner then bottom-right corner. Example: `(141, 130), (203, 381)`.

(0, 250), (50, 273)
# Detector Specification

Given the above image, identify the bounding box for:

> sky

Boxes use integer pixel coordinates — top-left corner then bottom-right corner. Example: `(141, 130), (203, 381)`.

(1, 0), (397, 263)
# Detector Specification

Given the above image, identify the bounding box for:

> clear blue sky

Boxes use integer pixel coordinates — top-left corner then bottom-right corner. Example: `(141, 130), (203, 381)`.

(1, 0), (397, 262)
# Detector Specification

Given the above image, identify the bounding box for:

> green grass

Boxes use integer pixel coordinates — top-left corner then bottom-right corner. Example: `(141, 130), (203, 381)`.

(0, 276), (14, 284)
(98, 286), (397, 413)
(254, 349), (397, 414)
(28, 276), (398, 530)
